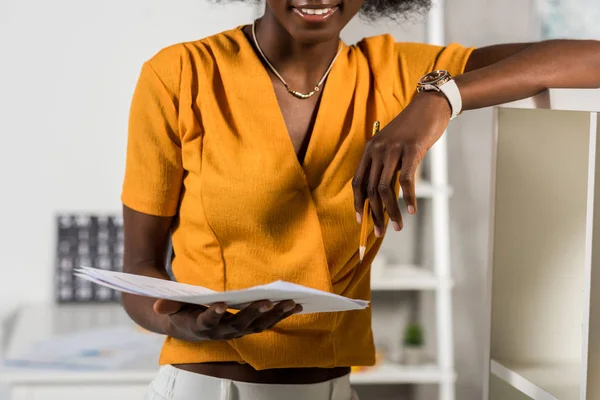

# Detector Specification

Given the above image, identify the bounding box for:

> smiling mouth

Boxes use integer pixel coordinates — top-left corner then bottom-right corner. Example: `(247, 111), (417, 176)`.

(292, 5), (340, 22)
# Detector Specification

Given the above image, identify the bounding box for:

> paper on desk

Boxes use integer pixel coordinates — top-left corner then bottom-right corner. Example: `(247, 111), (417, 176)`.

(75, 267), (369, 314)
(4, 326), (163, 370)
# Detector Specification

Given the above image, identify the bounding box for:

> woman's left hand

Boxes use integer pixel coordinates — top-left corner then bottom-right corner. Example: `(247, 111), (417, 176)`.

(352, 91), (452, 237)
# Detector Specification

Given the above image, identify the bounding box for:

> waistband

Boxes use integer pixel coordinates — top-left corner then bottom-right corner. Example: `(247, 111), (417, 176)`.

(149, 364), (357, 400)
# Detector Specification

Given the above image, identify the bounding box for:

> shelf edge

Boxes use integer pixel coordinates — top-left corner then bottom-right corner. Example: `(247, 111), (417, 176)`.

(490, 360), (560, 400)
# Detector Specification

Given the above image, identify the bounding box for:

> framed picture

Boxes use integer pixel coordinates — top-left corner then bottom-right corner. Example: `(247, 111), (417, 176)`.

(55, 213), (124, 303)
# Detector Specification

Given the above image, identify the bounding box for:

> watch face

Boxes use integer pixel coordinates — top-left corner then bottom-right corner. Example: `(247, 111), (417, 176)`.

(420, 70), (448, 85)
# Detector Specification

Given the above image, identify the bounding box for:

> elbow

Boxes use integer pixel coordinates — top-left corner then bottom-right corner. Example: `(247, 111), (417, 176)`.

(593, 41), (600, 88)
(543, 39), (600, 90)
(582, 40), (600, 88)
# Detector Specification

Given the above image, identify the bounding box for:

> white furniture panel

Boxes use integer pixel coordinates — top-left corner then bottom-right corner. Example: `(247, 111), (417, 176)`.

(485, 89), (600, 400)
(585, 111), (600, 400)
(489, 371), (532, 400)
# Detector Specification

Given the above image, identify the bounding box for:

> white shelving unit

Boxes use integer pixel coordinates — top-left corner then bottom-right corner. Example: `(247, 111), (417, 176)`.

(426, 3), (456, 399)
(351, 363), (455, 385)
(371, 264), (452, 291)
(406, 181), (453, 198)
(484, 89), (600, 400)
(351, 2), (457, 399)
(490, 360), (580, 400)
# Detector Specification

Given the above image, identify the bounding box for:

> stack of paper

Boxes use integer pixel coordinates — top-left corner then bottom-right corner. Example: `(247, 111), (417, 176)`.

(75, 267), (369, 314)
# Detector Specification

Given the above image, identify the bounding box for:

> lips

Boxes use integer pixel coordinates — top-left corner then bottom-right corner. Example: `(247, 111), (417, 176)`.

(292, 3), (340, 22)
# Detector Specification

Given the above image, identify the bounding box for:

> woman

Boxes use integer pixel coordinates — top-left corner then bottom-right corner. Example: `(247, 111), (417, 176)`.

(121, 0), (600, 399)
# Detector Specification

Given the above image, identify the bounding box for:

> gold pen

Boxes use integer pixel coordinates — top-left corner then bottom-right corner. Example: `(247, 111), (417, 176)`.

(359, 121), (380, 262)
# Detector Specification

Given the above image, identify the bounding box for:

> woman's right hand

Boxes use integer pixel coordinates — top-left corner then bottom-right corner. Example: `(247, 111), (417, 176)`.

(153, 299), (302, 342)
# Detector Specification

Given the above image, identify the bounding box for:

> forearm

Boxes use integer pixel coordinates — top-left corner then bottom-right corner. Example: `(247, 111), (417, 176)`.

(120, 264), (171, 335)
(457, 39), (600, 110)
(121, 205), (176, 335)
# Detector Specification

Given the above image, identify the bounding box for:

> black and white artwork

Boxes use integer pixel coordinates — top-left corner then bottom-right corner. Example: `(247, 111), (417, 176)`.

(55, 214), (124, 303)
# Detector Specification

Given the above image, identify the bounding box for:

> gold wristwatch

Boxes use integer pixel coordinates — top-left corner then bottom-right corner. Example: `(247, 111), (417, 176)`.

(417, 70), (462, 120)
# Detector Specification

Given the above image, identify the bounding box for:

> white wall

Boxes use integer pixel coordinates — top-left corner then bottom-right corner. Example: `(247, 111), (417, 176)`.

(0, 1), (540, 399)
(0, 0), (427, 315)
(0, 0), (431, 313)
(0, 0), (260, 317)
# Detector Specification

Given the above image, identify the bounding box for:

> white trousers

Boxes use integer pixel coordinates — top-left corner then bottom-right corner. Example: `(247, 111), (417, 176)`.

(146, 365), (359, 400)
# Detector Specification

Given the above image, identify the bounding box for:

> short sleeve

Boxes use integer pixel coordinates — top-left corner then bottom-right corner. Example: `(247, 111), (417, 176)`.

(121, 61), (184, 217)
(395, 42), (476, 106)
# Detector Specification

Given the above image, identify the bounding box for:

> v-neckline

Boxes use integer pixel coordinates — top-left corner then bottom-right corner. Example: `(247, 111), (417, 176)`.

(236, 26), (346, 176)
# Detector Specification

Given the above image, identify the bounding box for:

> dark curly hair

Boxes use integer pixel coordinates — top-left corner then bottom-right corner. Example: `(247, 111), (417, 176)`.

(219, 1), (432, 20)
(359, 0), (432, 20)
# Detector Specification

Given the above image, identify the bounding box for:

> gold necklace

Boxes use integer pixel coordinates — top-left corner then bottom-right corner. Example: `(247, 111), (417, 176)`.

(251, 21), (342, 100)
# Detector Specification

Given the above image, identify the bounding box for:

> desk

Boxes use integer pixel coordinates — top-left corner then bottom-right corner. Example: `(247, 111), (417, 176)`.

(0, 304), (160, 400)
(0, 302), (452, 400)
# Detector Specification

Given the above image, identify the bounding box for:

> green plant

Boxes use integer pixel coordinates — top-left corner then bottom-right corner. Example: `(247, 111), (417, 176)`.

(403, 323), (424, 347)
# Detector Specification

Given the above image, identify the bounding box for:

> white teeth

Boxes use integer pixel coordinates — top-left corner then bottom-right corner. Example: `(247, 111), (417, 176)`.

(301, 7), (332, 15)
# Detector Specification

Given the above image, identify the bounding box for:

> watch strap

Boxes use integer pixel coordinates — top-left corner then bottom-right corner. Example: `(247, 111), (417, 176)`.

(438, 78), (462, 120)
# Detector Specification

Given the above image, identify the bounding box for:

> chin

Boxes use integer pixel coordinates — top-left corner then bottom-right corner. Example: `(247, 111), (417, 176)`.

(289, 25), (344, 45)
(269, 1), (354, 43)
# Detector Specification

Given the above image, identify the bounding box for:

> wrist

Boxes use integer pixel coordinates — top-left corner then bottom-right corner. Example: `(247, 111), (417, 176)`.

(122, 292), (172, 336)
(415, 91), (452, 119)
(416, 70), (462, 119)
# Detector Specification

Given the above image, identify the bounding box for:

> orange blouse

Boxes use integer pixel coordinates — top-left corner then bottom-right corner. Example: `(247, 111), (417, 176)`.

(122, 26), (474, 370)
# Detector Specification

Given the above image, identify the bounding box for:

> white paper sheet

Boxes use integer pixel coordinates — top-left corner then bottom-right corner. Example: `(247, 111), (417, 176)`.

(4, 326), (163, 370)
(75, 267), (369, 314)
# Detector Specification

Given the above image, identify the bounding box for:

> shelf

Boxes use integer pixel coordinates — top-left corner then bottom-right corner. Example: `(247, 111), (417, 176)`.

(499, 88), (600, 113)
(491, 360), (580, 400)
(350, 363), (454, 385)
(409, 181), (452, 199)
(488, 103), (598, 400)
(371, 265), (451, 291)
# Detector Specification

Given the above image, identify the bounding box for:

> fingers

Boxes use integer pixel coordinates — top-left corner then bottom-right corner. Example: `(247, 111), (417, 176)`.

(153, 299), (184, 315)
(352, 144), (372, 224)
(367, 143), (386, 237)
(379, 148), (403, 232)
(227, 300), (274, 332)
(399, 146), (421, 215)
(265, 304), (303, 330)
(195, 302), (228, 331)
(162, 300), (301, 342)
(355, 134), (424, 236)
(250, 300), (299, 332)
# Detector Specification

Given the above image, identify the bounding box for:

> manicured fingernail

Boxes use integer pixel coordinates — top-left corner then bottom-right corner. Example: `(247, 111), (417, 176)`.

(392, 221), (401, 231)
(408, 205), (416, 215)
(283, 303), (296, 313)
(259, 304), (274, 313)
(356, 212), (362, 224)
(215, 304), (226, 314)
(374, 226), (382, 237)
